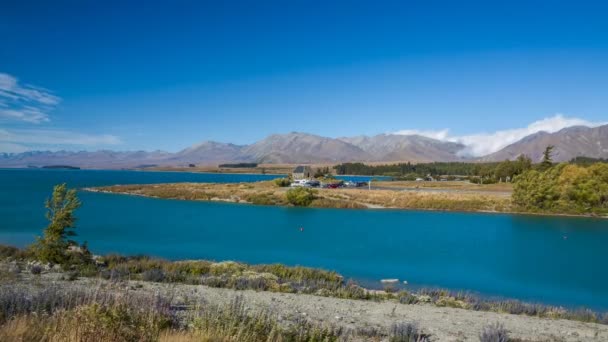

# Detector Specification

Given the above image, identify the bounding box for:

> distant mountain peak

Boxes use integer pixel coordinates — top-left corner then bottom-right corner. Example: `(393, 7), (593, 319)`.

(2, 124), (607, 168)
(481, 124), (608, 162)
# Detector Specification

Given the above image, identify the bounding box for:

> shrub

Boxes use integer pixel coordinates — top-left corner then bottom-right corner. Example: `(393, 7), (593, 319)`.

(398, 292), (419, 305)
(274, 178), (291, 187)
(63, 270), (78, 281)
(286, 187), (316, 206)
(389, 322), (430, 342)
(30, 265), (42, 275)
(0, 245), (22, 260)
(479, 322), (509, 342)
(142, 268), (166, 282)
(246, 193), (275, 205)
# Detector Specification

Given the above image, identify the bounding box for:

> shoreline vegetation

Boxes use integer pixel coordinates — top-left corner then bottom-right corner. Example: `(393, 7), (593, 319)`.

(85, 181), (511, 212)
(2, 246), (608, 341)
(85, 178), (607, 219)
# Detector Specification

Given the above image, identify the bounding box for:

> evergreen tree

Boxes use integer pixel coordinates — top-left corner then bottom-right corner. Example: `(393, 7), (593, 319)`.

(31, 183), (84, 265)
(540, 145), (554, 170)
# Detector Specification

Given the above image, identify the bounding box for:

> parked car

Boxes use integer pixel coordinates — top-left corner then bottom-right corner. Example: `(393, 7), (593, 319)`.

(343, 181), (356, 188)
(307, 180), (320, 187)
(290, 179), (308, 187)
(291, 179), (320, 188)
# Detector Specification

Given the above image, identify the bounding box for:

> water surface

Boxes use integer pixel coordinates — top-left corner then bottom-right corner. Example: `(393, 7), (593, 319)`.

(1, 169), (607, 310)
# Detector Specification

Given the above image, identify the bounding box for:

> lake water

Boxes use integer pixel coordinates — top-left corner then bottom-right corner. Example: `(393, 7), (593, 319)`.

(1, 169), (607, 311)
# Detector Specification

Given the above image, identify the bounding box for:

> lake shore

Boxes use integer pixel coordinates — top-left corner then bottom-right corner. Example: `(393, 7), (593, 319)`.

(85, 181), (607, 219)
(3, 265), (607, 341)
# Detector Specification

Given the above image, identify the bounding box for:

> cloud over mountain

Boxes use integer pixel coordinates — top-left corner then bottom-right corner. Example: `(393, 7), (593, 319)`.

(395, 114), (607, 157)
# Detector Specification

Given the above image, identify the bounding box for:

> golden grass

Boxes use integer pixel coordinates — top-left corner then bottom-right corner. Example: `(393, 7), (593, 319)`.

(374, 180), (514, 193)
(323, 188), (512, 212)
(92, 181), (512, 214)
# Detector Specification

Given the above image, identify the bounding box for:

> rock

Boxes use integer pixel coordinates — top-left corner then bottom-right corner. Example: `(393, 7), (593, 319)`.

(417, 295), (432, 303)
(380, 279), (399, 284)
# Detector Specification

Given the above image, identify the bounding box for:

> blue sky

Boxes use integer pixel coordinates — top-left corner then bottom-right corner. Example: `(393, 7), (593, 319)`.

(1, 0), (608, 154)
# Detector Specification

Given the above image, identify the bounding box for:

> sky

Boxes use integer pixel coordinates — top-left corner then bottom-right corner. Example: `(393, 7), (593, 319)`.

(1, 0), (608, 155)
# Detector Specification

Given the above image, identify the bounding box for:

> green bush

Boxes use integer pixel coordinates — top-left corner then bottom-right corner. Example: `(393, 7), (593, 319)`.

(513, 163), (608, 215)
(286, 187), (316, 206)
(274, 178), (291, 187)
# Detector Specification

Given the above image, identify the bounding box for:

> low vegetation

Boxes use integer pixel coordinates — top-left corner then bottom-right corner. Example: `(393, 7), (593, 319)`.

(286, 187), (316, 206)
(0, 285), (358, 342)
(273, 177), (292, 187)
(479, 323), (509, 342)
(513, 162), (608, 215)
(93, 180), (513, 213)
(2, 244), (607, 327)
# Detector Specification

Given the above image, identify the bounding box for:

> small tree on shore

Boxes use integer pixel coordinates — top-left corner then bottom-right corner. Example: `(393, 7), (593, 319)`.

(31, 183), (89, 266)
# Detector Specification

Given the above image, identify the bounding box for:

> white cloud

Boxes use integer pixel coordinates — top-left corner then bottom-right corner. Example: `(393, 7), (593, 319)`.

(393, 128), (450, 141)
(0, 72), (60, 124)
(0, 128), (122, 152)
(0, 142), (29, 153)
(395, 114), (608, 157)
(0, 108), (50, 123)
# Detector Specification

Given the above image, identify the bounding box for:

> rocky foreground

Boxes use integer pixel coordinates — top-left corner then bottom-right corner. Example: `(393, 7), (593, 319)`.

(5, 270), (608, 342)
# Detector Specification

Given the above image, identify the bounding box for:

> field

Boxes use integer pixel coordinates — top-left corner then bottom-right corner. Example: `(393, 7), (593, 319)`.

(373, 180), (513, 194)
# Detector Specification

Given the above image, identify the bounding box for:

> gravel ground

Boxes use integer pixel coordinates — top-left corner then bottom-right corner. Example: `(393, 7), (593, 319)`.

(5, 273), (608, 342)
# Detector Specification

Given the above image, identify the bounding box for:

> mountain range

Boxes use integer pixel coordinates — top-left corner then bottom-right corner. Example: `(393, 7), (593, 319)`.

(2, 125), (607, 168)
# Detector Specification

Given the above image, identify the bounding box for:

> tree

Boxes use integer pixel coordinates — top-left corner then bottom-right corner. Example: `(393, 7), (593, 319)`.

(31, 183), (85, 266)
(516, 154), (532, 171)
(512, 163), (608, 214)
(539, 146), (554, 170)
(274, 177), (291, 187)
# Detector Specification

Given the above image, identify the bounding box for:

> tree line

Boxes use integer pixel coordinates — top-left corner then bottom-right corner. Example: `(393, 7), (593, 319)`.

(334, 148), (608, 184)
(333, 155), (533, 183)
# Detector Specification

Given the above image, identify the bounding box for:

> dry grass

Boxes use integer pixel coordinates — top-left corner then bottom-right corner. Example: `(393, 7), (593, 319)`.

(320, 188), (512, 212)
(375, 180), (514, 193)
(94, 181), (286, 205)
(91, 180), (512, 213)
(0, 285), (353, 342)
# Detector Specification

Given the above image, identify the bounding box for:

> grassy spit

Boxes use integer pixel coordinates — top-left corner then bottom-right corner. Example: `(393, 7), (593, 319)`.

(88, 180), (513, 213)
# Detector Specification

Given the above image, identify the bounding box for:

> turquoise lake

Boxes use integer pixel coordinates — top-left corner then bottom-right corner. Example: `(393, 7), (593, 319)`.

(1, 169), (607, 310)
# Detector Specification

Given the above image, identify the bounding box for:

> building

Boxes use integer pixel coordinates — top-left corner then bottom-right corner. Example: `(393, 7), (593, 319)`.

(292, 165), (312, 180)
